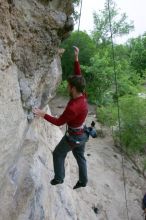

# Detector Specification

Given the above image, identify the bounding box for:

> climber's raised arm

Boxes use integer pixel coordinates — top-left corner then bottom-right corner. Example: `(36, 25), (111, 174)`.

(73, 46), (81, 76)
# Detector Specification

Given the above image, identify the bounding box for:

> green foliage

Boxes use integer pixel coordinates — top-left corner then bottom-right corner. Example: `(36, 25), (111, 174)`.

(97, 104), (118, 126)
(59, 0), (146, 156)
(56, 80), (68, 96)
(114, 59), (140, 96)
(82, 44), (140, 104)
(61, 31), (96, 79)
(82, 49), (114, 104)
(118, 96), (146, 153)
(112, 44), (142, 96)
(97, 96), (146, 154)
(127, 33), (146, 77)
(92, 0), (134, 45)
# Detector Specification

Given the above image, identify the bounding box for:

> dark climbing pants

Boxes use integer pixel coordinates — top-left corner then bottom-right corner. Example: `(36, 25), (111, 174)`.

(53, 134), (88, 184)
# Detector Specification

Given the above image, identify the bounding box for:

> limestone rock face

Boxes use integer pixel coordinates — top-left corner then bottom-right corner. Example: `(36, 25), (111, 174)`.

(0, 114), (77, 220)
(1, 0), (73, 119)
(0, 1), (75, 219)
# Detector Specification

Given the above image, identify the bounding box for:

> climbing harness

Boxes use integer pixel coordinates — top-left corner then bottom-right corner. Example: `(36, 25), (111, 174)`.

(107, 0), (130, 219)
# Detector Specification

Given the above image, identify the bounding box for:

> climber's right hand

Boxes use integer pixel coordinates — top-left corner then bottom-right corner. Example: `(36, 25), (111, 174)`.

(73, 46), (79, 60)
(33, 108), (46, 118)
(73, 46), (79, 54)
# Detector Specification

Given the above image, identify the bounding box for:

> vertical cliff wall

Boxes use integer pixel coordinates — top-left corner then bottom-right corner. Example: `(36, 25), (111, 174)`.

(0, 1), (76, 219)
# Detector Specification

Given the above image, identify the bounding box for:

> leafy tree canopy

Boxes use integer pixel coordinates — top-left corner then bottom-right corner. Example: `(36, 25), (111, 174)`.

(127, 33), (146, 77)
(92, 0), (134, 45)
(61, 31), (96, 79)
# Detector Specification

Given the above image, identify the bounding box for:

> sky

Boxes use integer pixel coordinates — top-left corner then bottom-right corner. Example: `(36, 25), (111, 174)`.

(74, 0), (146, 43)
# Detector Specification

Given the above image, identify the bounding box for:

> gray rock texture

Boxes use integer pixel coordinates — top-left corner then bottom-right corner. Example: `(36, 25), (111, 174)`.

(1, 0), (73, 118)
(0, 1), (75, 219)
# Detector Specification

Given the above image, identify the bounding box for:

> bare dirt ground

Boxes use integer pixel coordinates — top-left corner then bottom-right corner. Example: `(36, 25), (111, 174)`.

(49, 95), (146, 220)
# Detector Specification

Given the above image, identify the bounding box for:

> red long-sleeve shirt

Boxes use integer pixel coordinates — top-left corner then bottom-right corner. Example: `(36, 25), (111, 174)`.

(44, 61), (88, 127)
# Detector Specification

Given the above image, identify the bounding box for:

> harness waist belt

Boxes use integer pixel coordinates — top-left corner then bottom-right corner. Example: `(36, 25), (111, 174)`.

(68, 125), (84, 130)
(68, 127), (84, 135)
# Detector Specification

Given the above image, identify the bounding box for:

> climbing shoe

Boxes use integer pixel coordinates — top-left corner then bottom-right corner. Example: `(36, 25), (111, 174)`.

(50, 179), (63, 185)
(73, 181), (86, 189)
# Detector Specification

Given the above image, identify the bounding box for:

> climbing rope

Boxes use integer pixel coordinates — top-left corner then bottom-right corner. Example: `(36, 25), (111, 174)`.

(77, 0), (83, 33)
(75, 1), (130, 219)
(107, 1), (130, 220)
(76, 0), (83, 45)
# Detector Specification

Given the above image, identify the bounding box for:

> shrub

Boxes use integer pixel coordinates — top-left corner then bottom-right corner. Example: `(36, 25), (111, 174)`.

(97, 95), (146, 154)
(97, 104), (118, 127)
(57, 80), (68, 96)
(118, 95), (146, 153)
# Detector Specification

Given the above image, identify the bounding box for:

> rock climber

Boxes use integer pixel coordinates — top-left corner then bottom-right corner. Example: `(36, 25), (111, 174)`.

(33, 47), (88, 189)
